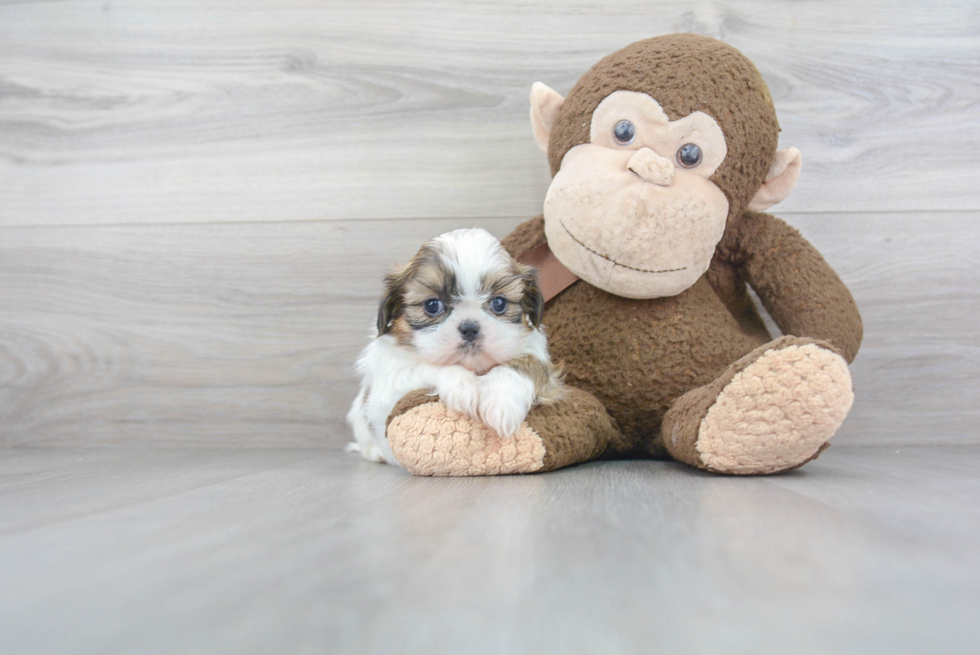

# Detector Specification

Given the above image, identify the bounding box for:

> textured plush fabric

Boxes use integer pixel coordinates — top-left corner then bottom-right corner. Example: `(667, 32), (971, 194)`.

(527, 386), (627, 471)
(747, 147), (803, 211)
(661, 336), (851, 474)
(721, 211), (864, 363)
(386, 387), (621, 476)
(500, 210), (861, 459)
(384, 34), (863, 476)
(698, 342), (852, 473)
(548, 33), (779, 224)
(504, 216), (762, 455)
(389, 403), (547, 476)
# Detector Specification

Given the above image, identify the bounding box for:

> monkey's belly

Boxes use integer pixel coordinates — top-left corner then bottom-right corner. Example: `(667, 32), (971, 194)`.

(544, 277), (769, 453)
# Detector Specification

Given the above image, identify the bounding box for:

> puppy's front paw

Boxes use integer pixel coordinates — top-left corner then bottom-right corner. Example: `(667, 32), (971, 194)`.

(478, 367), (535, 438)
(359, 441), (388, 463)
(436, 367), (481, 418)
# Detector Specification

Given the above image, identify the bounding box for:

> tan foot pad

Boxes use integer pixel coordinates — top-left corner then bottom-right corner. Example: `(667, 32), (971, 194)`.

(697, 343), (854, 475)
(388, 402), (546, 476)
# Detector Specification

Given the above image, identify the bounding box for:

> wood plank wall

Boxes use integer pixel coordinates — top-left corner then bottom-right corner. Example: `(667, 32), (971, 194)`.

(1, 0), (978, 447)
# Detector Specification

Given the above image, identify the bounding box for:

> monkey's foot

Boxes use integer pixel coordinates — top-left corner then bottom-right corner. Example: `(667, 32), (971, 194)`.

(386, 387), (618, 476)
(664, 336), (854, 475)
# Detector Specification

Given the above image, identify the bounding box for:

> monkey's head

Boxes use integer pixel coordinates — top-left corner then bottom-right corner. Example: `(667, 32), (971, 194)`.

(530, 34), (802, 299)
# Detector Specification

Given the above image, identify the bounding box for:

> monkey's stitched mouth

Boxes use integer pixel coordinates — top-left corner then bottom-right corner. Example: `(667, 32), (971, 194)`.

(559, 220), (687, 274)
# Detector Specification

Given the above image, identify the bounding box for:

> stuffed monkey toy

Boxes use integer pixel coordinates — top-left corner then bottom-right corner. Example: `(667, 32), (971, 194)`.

(385, 33), (862, 476)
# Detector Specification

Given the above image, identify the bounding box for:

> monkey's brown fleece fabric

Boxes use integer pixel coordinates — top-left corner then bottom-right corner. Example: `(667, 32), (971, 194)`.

(500, 214), (860, 461)
(549, 32), (779, 224)
(386, 34), (862, 475)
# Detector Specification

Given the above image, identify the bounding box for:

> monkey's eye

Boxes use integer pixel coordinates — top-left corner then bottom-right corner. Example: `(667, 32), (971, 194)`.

(423, 298), (445, 317)
(677, 143), (703, 168)
(613, 120), (635, 145)
(489, 296), (508, 315)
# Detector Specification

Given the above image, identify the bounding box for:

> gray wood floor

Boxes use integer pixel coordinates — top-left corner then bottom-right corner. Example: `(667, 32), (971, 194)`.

(1, 445), (978, 654)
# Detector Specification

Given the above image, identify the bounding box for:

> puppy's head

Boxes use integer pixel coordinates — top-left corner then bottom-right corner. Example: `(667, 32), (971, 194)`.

(377, 228), (544, 374)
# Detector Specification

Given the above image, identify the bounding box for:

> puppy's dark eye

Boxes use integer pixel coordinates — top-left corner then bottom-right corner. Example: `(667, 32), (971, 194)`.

(613, 120), (635, 145)
(489, 296), (508, 315)
(677, 143), (702, 168)
(423, 298), (445, 317)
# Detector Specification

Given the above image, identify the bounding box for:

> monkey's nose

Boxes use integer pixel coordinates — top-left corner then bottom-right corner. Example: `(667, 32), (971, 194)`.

(628, 148), (674, 186)
(458, 321), (481, 342)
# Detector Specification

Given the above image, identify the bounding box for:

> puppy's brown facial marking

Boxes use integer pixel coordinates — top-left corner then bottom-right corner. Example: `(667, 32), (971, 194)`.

(388, 315), (415, 348)
(480, 262), (543, 327)
(382, 240), (539, 335)
(481, 269), (527, 325)
(377, 228), (546, 372)
(401, 262), (459, 331)
(378, 241), (458, 336)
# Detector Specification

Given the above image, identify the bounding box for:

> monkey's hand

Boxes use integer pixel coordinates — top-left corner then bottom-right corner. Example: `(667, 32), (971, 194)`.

(477, 366), (535, 438)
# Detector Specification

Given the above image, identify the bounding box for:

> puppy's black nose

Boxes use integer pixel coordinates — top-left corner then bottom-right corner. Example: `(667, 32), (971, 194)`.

(458, 321), (480, 342)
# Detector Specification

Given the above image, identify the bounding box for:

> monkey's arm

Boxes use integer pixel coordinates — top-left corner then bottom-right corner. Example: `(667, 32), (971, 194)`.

(727, 211), (863, 363)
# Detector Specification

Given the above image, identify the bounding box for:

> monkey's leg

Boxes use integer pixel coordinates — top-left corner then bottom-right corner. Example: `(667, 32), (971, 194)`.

(385, 386), (623, 476)
(660, 336), (854, 475)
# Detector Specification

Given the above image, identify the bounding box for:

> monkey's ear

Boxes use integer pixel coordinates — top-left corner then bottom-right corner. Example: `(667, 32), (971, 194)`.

(530, 82), (565, 154)
(747, 147), (802, 211)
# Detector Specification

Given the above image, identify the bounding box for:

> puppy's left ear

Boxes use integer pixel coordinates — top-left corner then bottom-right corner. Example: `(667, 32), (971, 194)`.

(521, 270), (545, 328)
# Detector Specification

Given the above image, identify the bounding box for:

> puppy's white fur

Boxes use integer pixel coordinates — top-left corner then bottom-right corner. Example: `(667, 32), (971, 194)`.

(347, 228), (559, 465)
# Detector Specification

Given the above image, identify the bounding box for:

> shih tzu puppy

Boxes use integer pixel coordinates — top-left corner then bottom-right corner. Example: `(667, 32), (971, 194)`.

(347, 228), (563, 465)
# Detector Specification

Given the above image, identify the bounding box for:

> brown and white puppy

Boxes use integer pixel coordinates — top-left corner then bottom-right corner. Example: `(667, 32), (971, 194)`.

(347, 228), (563, 464)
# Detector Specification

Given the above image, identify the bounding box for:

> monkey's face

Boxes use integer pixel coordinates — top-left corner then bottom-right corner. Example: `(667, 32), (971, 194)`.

(543, 91), (730, 299)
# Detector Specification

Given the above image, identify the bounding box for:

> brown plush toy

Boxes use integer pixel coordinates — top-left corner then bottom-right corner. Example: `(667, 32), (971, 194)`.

(385, 33), (862, 476)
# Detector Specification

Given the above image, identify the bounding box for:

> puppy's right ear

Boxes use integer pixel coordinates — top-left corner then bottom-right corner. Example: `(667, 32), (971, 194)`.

(520, 267), (546, 328)
(377, 266), (409, 336)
